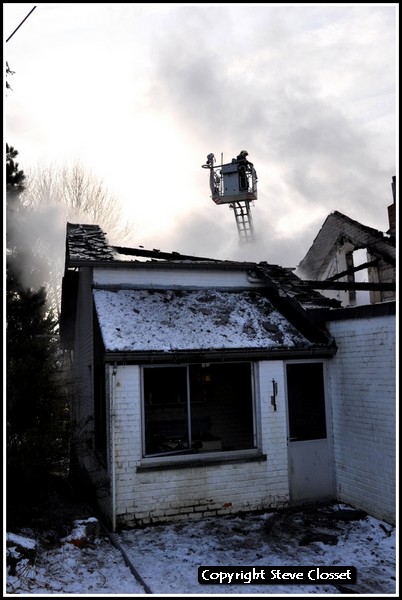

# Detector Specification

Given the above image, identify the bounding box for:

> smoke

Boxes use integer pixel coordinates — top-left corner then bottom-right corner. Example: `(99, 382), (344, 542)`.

(4, 5), (395, 278)
(155, 199), (327, 268)
(141, 3), (395, 259)
(6, 158), (138, 313)
(7, 193), (67, 312)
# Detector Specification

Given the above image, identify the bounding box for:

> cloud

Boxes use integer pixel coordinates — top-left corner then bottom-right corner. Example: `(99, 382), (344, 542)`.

(5, 3), (396, 272)
(143, 5), (395, 229)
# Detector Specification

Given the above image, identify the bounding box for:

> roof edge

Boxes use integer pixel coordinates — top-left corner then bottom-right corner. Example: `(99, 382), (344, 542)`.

(102, 347), (337, 364)
(309, 300), (396, 323)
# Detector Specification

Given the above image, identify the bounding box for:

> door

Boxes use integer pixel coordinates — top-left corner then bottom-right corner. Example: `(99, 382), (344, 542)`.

(286, 362), (334, 503)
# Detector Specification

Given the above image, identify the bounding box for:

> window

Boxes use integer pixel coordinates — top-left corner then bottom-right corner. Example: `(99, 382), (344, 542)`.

(142, 363), (255, 457)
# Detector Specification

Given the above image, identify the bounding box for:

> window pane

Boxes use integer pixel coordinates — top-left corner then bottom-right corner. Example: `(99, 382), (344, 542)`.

(189, 363), (255, 452)
(144, 367), (189, 456)
(143, 363), (255, 457)
(286, 363), (327, 441)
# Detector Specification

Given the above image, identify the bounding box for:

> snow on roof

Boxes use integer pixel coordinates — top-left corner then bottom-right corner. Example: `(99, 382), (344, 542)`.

(93, 288), (312, 353)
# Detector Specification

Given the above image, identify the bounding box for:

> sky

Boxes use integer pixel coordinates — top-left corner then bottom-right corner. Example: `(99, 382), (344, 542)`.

(4, 3), (398, 267)
(6, 503), (397, 596)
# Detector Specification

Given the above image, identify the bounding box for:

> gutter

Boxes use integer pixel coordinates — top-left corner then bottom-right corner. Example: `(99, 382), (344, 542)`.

(110, 362), (117, 532)
(103, 346), (337, 365)
(308, 300), (397, 323)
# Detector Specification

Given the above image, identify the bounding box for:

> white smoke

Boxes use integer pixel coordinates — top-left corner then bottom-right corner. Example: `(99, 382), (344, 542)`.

(7, 191), (67, 314)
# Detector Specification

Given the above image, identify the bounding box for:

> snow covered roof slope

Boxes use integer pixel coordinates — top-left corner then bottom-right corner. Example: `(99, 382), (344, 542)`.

(93, 288), (313, 353)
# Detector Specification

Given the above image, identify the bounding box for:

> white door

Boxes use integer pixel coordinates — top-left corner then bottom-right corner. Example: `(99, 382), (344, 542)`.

(286, 362), (334, 503)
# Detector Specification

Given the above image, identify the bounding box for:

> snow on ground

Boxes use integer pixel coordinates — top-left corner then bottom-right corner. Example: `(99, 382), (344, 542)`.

(6, 503), (397, 596)
(6, 535), (145, 595)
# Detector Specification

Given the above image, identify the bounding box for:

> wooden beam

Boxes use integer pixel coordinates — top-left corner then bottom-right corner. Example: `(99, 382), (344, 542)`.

(112, 246), (217, 262)
(303, 281), (395, 291)
(326, 260), (379, 281)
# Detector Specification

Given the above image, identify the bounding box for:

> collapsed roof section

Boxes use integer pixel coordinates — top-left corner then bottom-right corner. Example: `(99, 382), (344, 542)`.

(297, 211), (396, 279)
(65, 222), (339, 309)
(62, 222), (339, 358)
(65, 223), (118, 264)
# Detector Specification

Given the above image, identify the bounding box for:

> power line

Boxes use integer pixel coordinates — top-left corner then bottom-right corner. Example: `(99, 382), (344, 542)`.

(6, 6), (37, 43)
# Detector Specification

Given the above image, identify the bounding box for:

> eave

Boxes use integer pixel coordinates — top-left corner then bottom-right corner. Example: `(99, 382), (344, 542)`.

(102, 346), (336, 365)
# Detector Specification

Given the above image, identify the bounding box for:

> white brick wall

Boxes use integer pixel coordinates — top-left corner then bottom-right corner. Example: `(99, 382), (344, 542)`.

(110, 361), (290, 527)
(327, 315), (396, 524)
(258, 362), (289, 488)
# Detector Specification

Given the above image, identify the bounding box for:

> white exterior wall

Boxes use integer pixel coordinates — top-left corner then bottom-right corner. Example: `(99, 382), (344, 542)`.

(93, 266), (263, 289)
(109, 361), (290, 527)
(72, 267), (111, 519)
(327, 315), (396, 524)
(73, 268), (94, 429)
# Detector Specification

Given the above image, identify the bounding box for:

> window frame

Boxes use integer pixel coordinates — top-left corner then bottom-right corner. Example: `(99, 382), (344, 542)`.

(140, 361), (258, 462)
(284, 359), (331, 444)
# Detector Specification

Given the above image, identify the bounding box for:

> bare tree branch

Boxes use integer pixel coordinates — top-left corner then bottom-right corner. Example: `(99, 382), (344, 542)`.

(21, 161), (135, 315)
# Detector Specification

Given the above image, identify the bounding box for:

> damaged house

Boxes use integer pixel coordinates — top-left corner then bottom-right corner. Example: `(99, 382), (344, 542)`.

(292, 179), (397, 525)
(296, 176), (396, 307)
(60, 219), (396, 530)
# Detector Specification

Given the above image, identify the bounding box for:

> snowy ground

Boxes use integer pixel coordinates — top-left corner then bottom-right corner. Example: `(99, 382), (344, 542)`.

(6, 503), (397, 597)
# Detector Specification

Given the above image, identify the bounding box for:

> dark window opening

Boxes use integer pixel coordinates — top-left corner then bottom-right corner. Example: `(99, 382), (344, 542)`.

(143, 363), (255, 457)
(286, 362), (327, 441)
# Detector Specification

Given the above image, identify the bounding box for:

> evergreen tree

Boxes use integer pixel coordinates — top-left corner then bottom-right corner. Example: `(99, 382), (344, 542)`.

(6, 145), (70, 528)
(6, 144), (25, 192)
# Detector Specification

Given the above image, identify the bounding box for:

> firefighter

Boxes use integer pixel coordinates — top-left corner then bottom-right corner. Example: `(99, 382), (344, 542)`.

(236, 150), (252, 190)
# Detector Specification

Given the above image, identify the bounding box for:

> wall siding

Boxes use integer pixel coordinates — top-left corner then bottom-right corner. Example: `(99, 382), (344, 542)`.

(327, 315), (396, 524)
(72, 268), (94, 430)
(93, 267), (262, 290)
(110, 361), (290, 527)
(72, 267), (111, 519)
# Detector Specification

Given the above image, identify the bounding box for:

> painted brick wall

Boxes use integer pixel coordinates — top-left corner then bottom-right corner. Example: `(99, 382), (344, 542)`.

(327, 315), (396, 524)
(111, 361), (289, 527)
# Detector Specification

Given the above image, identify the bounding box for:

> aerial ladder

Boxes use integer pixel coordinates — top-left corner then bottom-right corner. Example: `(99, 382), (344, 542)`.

(202, 150), (258, 242)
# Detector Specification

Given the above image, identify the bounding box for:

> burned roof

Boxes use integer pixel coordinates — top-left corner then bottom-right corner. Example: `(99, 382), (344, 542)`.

(65, 222), (219, 267)
(64, 223), (338, 304)
(297, 211), (396, 278)
(61, 222), (340, 353)
(66, 223), (119, 264)
(257, 263), (341, 310)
